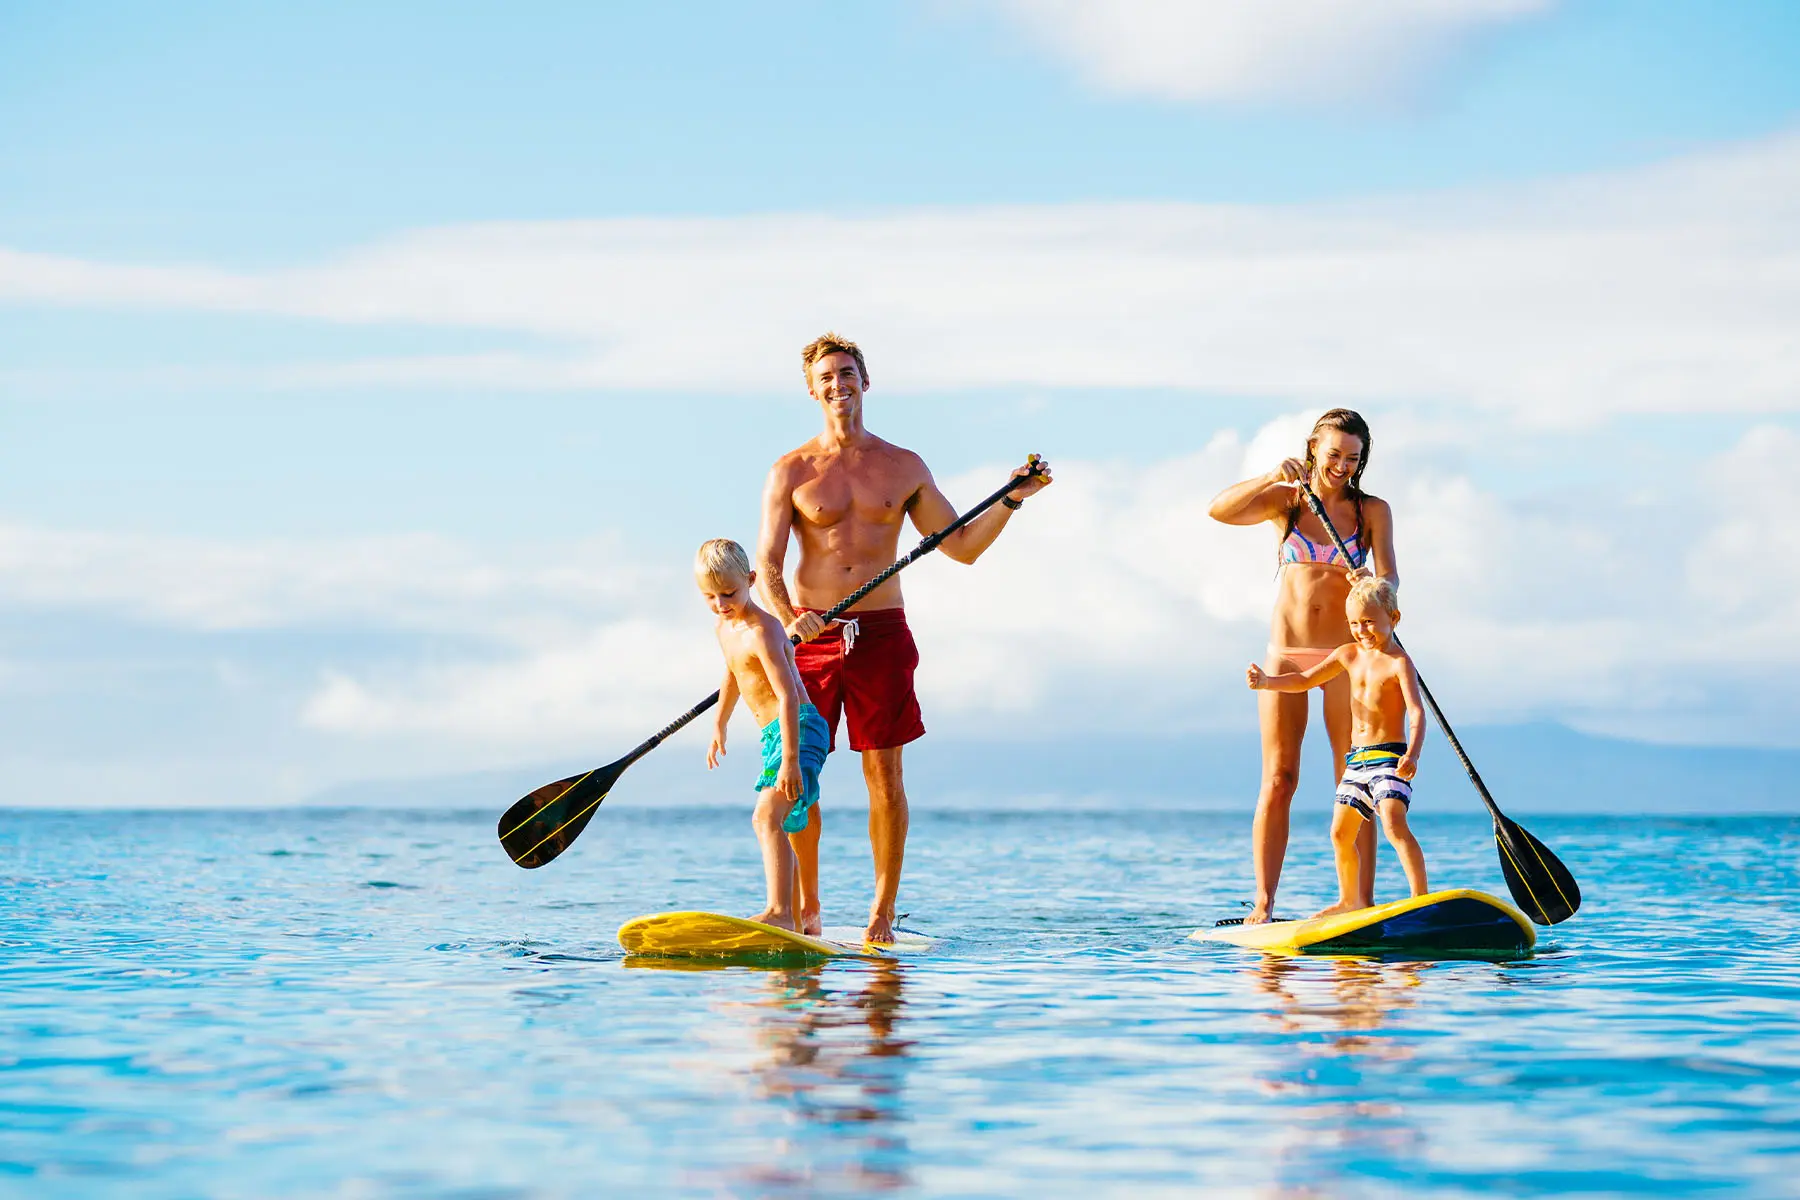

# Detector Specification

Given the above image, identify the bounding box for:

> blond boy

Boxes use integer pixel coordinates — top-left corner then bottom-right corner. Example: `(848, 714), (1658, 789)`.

(696, 539), (831, 932)
(1246, 576), (1429, 917)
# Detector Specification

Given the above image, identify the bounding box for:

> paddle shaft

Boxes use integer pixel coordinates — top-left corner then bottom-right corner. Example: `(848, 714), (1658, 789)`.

(1294, 481), (1508, 826)
(614, 457), (1047, 770)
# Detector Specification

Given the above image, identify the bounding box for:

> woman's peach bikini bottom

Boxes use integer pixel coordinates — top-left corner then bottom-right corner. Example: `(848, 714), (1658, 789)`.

(1265, 645), (1337, 672)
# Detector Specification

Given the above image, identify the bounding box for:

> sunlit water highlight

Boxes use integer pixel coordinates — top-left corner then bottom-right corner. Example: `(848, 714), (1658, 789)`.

(2, 808), (1797, 1196)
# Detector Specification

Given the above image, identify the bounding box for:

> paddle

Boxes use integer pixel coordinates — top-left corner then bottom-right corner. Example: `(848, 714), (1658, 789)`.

(498, 456), (1047, 868)
(1296, 481), (1581, 925)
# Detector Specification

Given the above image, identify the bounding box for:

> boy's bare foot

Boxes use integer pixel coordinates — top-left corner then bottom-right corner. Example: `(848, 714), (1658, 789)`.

(1310, 900), (1363, 919)
(747, 908), (797, 932)
(798, 907), (822, 937)
(1246, 901), (1274, 925)
(864, 913), (895, 945)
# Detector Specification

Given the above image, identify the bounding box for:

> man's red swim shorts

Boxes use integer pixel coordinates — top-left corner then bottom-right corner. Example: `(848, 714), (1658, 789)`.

(793, 607), (926, 753)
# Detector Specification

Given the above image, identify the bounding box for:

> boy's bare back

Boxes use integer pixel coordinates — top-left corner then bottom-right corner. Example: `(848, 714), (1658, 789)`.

(715, 605), (807, 729)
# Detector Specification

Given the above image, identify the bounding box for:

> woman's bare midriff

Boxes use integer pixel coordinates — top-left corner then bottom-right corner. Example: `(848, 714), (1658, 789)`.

(1268, 562), (1353, 653)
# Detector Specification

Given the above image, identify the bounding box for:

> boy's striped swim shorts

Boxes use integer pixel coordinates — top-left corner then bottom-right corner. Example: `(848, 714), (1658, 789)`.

(1336, 742), (1412, 819)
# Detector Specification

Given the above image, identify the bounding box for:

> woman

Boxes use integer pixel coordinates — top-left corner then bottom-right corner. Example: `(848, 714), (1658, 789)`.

(1208, 409), (1398, 923)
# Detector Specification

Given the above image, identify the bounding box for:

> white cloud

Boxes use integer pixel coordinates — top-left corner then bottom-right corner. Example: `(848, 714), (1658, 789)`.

(4, 130), (1797, 425)
(981, 0), (1555, 105)
(914, 422), (1797, 748)
(0, 522), (653, 641)
(0, 415), (1793, 808)
(40, 416), (1798, 750)
(300, 618), (718, 747)
(301, 417), (1797, 754)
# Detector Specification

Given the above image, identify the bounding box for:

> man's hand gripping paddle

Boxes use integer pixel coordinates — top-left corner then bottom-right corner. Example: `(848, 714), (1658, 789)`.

(497, 456), (1047, 868)
(1298, 481), (1581, 925)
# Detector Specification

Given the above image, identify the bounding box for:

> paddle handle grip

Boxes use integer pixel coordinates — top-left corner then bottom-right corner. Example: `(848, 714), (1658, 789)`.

(797, 455), (1045, 638)
(1296, 481), (1507, 824)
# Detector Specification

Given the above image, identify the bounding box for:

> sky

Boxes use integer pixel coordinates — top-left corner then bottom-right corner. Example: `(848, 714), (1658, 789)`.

(2, 1), (1799, 807)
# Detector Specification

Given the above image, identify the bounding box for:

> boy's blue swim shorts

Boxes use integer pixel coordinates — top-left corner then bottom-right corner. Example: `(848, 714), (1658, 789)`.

(754, 703), (830, 833)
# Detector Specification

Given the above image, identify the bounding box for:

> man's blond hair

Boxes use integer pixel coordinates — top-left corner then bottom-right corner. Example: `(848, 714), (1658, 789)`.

(801, 331), (869, 388)
(1348, 575), (1399, 616)
(694, 538), (752, 585)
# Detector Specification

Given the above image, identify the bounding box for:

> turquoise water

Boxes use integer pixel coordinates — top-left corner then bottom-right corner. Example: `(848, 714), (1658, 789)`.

(3, 807), (1798, 1197)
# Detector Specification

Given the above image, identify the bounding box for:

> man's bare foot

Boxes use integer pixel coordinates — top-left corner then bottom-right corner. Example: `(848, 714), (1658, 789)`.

(1246, 901), (1275, 926)
(798, 907), (822, 937)
(1311, 900), (1363, 919)
(747, 908), (797, 932)
(863, 913), (895, 945)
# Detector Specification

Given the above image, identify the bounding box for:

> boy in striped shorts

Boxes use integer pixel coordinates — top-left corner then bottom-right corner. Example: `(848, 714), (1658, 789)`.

(1247, 576), (1429, 917)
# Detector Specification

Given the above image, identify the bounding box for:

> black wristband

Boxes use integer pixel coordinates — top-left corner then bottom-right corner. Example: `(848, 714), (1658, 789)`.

(1002, 496), (1023, 510)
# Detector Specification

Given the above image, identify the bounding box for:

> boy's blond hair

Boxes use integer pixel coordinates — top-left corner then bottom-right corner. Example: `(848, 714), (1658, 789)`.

(1348, 575), (1399, 616)
(695, 538), (752, 585)
(801, 331), (869, 387)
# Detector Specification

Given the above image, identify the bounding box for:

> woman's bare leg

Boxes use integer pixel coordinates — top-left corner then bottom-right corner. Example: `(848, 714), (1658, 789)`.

(1320, 671), (1376, 907)
(1251, 684), (1308, 923)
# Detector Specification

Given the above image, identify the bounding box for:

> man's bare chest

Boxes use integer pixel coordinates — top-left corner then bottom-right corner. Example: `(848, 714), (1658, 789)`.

(793, 467), (915, 531)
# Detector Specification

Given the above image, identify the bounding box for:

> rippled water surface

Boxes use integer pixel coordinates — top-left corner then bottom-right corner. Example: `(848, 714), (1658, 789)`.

(3, 807), (1798, 1196)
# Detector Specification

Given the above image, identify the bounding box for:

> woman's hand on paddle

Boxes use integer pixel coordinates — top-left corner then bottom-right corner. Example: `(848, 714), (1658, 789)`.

(1267, 457), (1308, 501)
(706, 724), (727, 770)
(1246, 663), (1268, 690)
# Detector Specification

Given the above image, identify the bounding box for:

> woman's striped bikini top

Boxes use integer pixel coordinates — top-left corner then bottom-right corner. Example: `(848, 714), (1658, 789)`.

(1279, 504), (1364, 569)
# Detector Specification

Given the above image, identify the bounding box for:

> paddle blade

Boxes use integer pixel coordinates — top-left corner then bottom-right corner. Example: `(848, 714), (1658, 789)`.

(497, 759), (627, 869)
(1493, 816), (1581, 925)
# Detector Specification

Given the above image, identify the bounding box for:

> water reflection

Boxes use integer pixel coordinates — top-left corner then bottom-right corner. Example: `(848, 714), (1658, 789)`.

(633, 958), (915, 1193)
(1249, 955), (1430, 1178)
(1252, 954), (1423, 1055)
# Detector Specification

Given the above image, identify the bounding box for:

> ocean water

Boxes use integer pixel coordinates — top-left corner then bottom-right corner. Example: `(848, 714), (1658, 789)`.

(2, 806), (1798, 1197)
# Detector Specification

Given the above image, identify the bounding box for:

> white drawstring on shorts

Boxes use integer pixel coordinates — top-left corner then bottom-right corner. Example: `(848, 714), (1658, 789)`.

(836, 618), (861, 655)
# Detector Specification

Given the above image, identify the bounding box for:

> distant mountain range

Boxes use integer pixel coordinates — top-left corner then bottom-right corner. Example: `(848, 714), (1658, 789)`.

(305, 722), (1798, 814)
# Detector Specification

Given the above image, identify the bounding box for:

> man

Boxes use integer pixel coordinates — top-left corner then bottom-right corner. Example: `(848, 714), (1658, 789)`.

(756, 331), (1051, 944)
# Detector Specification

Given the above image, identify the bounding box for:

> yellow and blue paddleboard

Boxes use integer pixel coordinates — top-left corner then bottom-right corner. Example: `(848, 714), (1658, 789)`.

(618, 911), (932, 963)
(1192, 888), (1536, 958)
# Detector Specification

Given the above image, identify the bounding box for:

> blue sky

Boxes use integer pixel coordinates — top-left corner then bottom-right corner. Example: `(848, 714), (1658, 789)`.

(2, 1), (1799, 806)
(6, 1), (1800, 250)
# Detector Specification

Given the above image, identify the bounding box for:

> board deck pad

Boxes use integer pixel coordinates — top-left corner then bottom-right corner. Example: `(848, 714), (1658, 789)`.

(618, 911), (932, 962)
(1192, 888), (1535, 958)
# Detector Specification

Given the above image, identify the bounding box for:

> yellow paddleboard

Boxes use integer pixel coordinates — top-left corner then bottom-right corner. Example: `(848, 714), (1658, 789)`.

(618, 911), (931, 962)
(1192, 888), (1535, 958)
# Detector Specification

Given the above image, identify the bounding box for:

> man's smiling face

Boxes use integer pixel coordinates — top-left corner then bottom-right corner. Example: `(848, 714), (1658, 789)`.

(808, 351), (866, 420)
